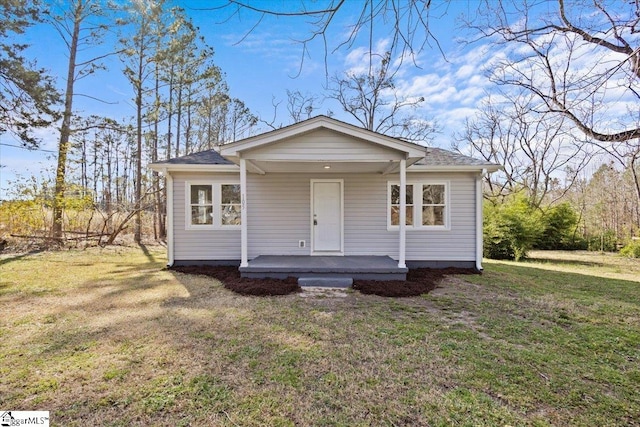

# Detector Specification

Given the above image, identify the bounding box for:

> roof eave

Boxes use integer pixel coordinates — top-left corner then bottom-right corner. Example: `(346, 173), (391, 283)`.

(149, 163), (239, 173)
(409, 164), (502, 173)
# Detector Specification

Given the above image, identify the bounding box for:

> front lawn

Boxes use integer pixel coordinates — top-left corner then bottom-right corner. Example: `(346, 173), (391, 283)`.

(0, 247), (638, 426)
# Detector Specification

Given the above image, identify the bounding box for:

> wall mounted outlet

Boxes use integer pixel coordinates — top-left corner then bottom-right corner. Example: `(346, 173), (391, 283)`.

(298, 240), (306, 248)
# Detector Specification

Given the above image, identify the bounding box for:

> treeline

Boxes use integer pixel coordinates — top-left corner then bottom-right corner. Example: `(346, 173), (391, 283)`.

(456, 90), (640, 260)
(483, 164), (640, 260)
(1, 0), (258, 246)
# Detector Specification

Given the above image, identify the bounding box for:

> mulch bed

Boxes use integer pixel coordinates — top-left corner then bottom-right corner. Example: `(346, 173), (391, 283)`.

(171, 265), (478, 298)
(353, 267), (478, 297)
(171, 265), (301, 296)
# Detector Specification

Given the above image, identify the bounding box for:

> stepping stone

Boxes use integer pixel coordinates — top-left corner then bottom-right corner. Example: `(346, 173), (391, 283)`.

(298, 277), (353, 288)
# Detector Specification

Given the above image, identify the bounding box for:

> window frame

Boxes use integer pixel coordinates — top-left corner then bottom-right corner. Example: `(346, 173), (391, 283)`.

(186, 182), (214, 229)
(389, 183), (415, 227)
(421, 183), (448, 228)
(387, 181), (450, 231)
(185, 181), (241, 230)
(219, 183), (242, 227)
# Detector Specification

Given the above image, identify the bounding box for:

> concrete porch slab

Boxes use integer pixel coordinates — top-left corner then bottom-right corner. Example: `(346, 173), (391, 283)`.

(240, 255), (407, 281)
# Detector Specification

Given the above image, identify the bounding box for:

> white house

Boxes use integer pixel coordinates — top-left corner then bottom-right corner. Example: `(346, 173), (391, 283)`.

(150, 116), (500, 281)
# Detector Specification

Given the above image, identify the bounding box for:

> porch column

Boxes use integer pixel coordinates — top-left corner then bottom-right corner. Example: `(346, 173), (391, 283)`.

(399, 158), (407, 268)
(475, 169), (486, 271)
(165, 169), (174, 267)
(240, 157), (248, 268)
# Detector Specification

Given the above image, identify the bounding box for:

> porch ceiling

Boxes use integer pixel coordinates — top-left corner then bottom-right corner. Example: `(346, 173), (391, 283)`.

(245, 159), (404, 174)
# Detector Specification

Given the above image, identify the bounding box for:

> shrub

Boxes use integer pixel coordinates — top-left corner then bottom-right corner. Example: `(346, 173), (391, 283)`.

(0, 199), (49, 235)
(587, 230), (619, 252)
(537, 202), (581, 250)
(484, 195), (544, 261)
(620, 240), (640, 258)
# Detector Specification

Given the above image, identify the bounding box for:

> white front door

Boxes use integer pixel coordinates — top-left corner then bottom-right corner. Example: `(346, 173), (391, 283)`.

(312, 180), (343, 253)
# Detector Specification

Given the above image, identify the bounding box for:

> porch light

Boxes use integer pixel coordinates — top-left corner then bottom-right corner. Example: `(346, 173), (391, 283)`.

(323, 164), (331, 169)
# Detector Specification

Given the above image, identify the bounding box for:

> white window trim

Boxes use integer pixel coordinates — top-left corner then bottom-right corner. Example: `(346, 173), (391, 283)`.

(388, 182), (415, 228)
(387, 181), (451, 231)
(185, 181), (241, 230)
(186, 181), (214, 230)
(219, 183), (242, 229)
(420, 182), (449, 230)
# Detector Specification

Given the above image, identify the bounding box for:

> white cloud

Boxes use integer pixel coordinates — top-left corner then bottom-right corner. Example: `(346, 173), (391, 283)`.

(344, 46), (369, 67)
(454, 64), (475, 79)
(455, 86), (486, 106)
(388, 40), (495, 133)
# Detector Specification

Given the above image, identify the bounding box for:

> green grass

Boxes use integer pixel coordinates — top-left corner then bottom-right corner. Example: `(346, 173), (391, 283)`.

(0, 247), (639, 426)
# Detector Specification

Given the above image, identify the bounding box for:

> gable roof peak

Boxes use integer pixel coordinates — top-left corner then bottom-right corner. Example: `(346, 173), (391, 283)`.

(219, 115), (427, 159)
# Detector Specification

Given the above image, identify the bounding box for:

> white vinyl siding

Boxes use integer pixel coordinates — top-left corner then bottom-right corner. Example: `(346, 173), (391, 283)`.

(174, 173), (241, 260)
(172, 171), (478, 262)
(344, 173), (475, 261)
(247, 128), (404, 161)
(246, 173), (311, 257)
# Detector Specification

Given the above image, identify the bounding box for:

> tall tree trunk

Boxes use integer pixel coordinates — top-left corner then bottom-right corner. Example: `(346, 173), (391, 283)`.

(134, 51), (143, 243)
(80, 135), (87, 191)
(92, 131), (99, 199)
(115, 142), (121, 207)
(175, 81), (182, 158)
(105, 135), (113, 232)
(166, 65), (174, 159)
(51, 4), (82, 240)
(152, 63), (162, 240)
(185, 91), (192, 154)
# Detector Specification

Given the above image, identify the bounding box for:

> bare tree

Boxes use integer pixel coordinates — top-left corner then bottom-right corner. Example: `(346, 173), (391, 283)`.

(208, 0), (444, 75)
(223, 98), (258, 142)
(193, 87), (231, 149)
(327, 50), (437, 143)
(70, 116), (127, 232)
(49, 0), (112, 240)
(593, 138), (640, 230)
(286, 90), (318, 123)
(456, 93), (593, 208)
(469, 0), (640, 143)
(119, 0), (166, 243)
(573, 162), (639, 247)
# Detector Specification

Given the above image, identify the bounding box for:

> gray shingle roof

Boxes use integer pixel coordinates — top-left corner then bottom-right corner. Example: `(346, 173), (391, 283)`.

(152, 139), (497, 169)
(159, 149), (233, 165)
(416, 147), (496, 167)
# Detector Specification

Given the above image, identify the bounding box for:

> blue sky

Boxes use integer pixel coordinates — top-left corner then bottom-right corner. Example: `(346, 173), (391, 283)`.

(0, 1), (502, 197)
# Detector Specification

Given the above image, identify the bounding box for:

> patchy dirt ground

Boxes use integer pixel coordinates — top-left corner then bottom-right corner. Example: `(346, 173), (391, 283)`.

(171, 265), (478, 297)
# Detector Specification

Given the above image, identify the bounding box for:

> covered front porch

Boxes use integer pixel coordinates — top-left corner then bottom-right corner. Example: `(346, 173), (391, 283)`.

(239, 255), (408, 281)
(219, 117), (429, 272)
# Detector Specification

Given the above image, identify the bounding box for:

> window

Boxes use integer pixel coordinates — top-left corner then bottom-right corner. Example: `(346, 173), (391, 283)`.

(190, 184), (213, 225)
(186, 182), (241, 228)
(221, 184), (241, 226)
(390, 184), (413, 226)
(422, 184), (446, 226)
(388, 181), (449, 230)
